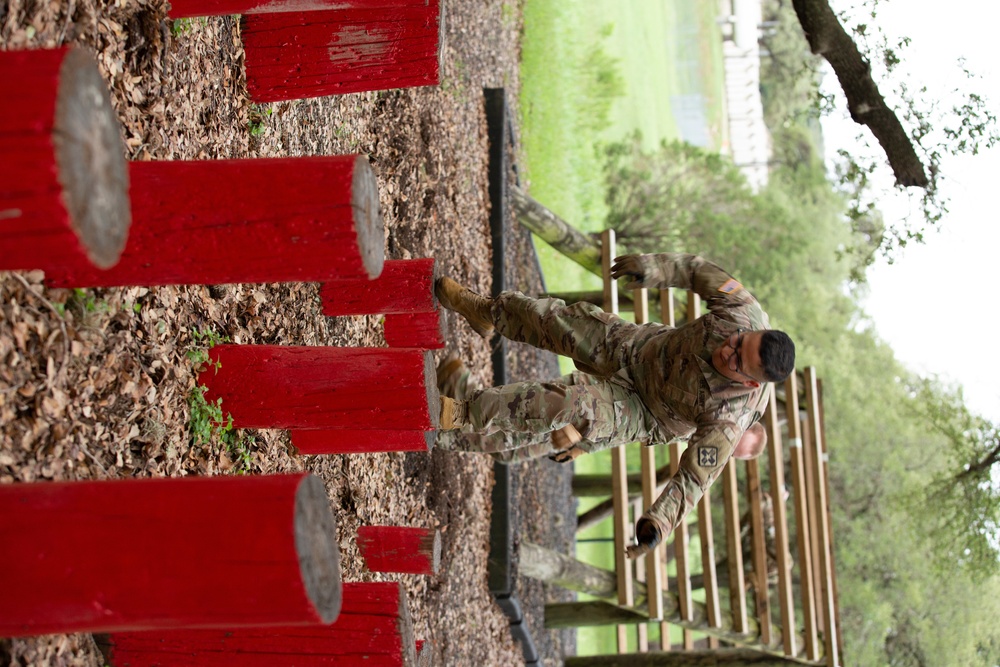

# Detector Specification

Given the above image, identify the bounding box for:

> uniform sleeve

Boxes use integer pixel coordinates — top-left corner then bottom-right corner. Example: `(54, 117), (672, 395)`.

(643, 420), (741, 538)
(638, 253), (757, 314)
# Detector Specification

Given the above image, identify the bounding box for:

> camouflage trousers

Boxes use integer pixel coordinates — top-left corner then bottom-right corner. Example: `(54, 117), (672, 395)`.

(435, 293), (671, 463)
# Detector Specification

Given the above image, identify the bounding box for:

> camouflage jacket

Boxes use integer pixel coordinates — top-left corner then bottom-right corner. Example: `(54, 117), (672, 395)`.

(618, 253), (772, 538)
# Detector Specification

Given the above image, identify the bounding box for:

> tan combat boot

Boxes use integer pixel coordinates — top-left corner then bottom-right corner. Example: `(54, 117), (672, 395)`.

(439, 396), (466, 430)
(435, 277), (494, 337)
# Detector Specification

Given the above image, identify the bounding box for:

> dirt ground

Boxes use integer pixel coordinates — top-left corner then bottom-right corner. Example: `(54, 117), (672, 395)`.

(1, 1), (577, 665)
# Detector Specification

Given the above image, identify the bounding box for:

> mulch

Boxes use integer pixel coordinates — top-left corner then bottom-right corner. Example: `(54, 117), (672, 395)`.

(1, 1), (576, 665)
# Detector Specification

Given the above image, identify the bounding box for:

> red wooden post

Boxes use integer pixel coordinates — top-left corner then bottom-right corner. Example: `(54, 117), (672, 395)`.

(320, 258), (437, 316)
(241, 1), (442, 102)
(170, 0), (431, 18)
(384, 309), (446, 349)
(101, 582), (418, 666)
(292, 428), (434, 454)
(0, 473), (341, 637)
(45, 155), (384, 287)
(357, 526), (440, 575)
(199, 345), (440, 430)
(1, 46), (130, 271)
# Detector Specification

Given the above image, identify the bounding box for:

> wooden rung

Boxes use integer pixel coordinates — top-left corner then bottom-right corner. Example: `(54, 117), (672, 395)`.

(765, 385), (795, 656)
(721, 459), (747, 634)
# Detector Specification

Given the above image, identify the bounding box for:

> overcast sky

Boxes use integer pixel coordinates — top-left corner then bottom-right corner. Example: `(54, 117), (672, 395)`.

(821, 0), (1000, 420)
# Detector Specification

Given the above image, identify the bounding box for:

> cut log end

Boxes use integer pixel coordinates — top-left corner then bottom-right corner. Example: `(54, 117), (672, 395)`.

(294, 474), (342, 623)
(351, 155), (385, 280)
(423, 350), (441, 429)
(54, 47), (130, 269)
(424, 529), (442, 575)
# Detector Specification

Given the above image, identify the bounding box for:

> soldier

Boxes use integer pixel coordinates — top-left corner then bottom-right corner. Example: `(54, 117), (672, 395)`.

(434, 252), (795, 559)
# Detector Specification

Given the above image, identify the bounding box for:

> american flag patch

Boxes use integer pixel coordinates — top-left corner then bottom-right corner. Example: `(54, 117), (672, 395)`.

(718, 278), (743, 294)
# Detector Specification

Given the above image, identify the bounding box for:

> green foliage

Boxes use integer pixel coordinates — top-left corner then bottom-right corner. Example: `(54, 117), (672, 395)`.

(905, 377), (1000, 577)
(248, 103), (274, 137)
(170, 18), (193, 37)
(186, 328), (255, 473)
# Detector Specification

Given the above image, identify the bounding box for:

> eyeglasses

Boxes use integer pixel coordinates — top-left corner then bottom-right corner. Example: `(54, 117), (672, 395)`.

(727, 328), (762, 382)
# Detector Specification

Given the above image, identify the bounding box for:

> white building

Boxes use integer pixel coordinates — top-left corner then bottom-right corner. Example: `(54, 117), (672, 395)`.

(718, 0), (771, 190)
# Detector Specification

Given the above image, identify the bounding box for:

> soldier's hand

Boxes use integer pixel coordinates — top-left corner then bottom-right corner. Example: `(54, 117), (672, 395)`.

(625, 517), (662, 559)
(549, 445), (586, 464)
(611, 255), (652, 291)
(549, 424), (585, 463)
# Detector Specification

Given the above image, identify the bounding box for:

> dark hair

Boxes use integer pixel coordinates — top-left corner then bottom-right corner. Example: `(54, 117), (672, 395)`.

(759, 330), (795, 382)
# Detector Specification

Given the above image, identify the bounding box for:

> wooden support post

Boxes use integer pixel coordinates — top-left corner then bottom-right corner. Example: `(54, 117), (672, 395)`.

(199, 345), (439, 430)
(764, 386), (795, 656)
(785, 374), (819, 660)
(818, 380), (845, 665)
(46, 155), (383, 287)
(170, 0), (433, 17)
(634, 287), (665, 628)
(357, 526), (440, 575)
(291, 428), (434, 454)
(804, 368), (839, 667)
(321, 258), (437, 316)
(601, 230), (633, 653)
(670, 441), (694, 651)
(721, 459), (747, 633)
(0, 473), (341, 636)
(1, 46), (130, 272)
(101, 581), (416, 666)
(564, 648), (808, 666)
(384, 309), (446, 349)
(744, 457), (772, 646)
(241, 1), (443, 102)
(658, 287), (676, 650)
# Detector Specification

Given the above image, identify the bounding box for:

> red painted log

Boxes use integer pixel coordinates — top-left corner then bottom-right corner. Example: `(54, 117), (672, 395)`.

(101, 581), (418, 666)
(320, 258), (437, 316)
(383, 309), (446, 349)
(0, 46), (130, 271)
(199, 345), (440, 430)
(357, 526), (441, 575)
(292, 428), (434, 454)
(170, 0), (431, 18)
(241, 1), (442, 102)
(0, 473), (341, 637)
(45, 155), (383, 287)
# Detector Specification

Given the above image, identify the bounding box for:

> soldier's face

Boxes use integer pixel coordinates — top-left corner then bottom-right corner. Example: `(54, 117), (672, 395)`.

(713, 330), (764, 387)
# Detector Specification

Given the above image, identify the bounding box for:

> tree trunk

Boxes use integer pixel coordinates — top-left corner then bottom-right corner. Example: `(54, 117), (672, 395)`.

(511, 186), (603, 275)
(564, 648), (804, 666)
(790, 0), (928, 187)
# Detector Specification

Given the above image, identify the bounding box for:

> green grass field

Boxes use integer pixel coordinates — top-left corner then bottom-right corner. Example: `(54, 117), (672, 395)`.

(519, 0), (727, 654)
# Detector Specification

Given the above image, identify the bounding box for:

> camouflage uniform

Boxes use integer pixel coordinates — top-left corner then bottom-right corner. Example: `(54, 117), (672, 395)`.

(439, 253), (772, 539)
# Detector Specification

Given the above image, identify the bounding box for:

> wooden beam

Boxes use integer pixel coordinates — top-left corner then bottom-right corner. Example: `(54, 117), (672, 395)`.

(785, 375), (819, 660)
(744, 457), (772, 646)
(602, 230), (633, 653)
(804, 369), (839, 667)
(565, 647), (814, 666)
(764, 387), (794, 655)
(722, 459), (747, 634)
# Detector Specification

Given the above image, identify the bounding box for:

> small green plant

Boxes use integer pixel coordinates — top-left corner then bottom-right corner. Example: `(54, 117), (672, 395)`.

(187, 385), (257, 473)
(171, 18), (192, 36)
(248, 104), (274, 137)
(66, 287), (110, 316)
(187, 328), (229, 371)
